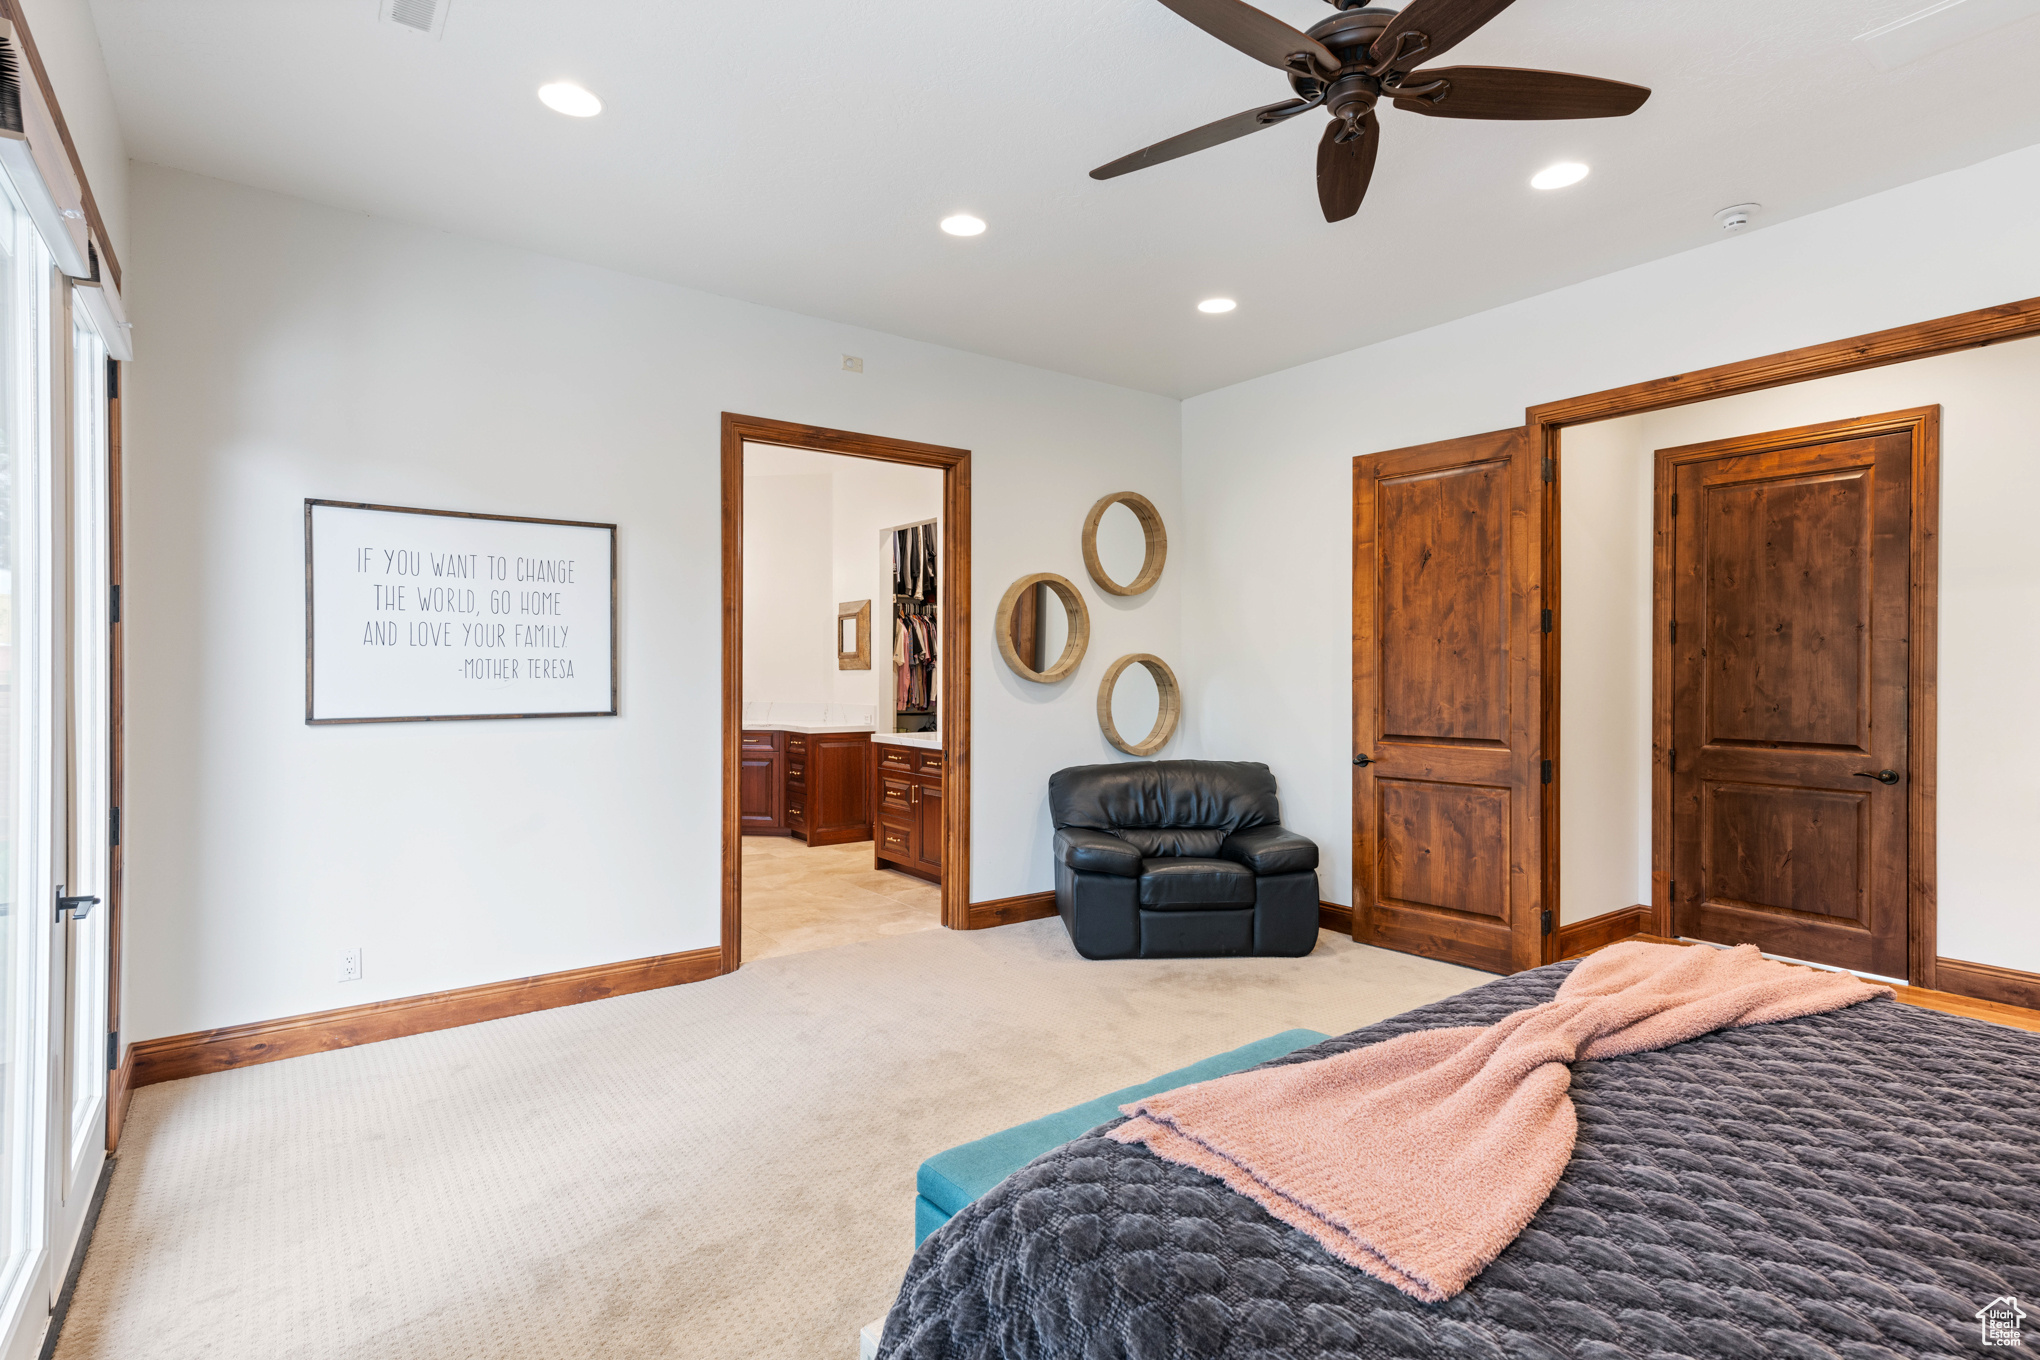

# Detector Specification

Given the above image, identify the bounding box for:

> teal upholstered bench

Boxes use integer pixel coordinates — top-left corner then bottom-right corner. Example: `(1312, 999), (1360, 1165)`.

(913, 1028), (1330, 1245)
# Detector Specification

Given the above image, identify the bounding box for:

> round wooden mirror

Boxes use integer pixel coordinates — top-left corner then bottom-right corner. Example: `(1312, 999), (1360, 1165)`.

(1082, 492), (1166, 597)
(1097, 653), (1181, 756)
(995, 573), (1090, 682)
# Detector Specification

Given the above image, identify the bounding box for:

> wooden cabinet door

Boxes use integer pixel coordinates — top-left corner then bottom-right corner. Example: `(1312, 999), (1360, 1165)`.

(738, 731), (782, 832)
(1353, 427), (1543, 974)
(804, 734), (872, 846)
(1664, 417), (1918, 977)
(915, 777), (944, 876)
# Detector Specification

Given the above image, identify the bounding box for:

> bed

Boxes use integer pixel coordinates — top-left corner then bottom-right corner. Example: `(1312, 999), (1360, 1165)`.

(878, 960), (2040, 1359)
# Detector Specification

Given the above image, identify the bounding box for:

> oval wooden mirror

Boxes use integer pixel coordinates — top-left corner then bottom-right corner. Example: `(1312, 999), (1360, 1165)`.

(995, 573), (1090, 682)
(1082, 492), (1166, 596)
(1097, 653), (1181, 756)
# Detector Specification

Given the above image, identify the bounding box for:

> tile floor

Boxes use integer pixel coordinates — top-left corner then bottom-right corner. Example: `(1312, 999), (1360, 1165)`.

(740, 833), (942, 961)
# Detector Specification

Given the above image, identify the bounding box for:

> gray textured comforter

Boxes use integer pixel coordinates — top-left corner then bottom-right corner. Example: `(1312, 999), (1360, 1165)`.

(879, 961), (2040, 1359)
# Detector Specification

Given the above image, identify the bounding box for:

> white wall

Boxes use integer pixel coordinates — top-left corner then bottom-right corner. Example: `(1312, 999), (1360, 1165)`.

(1555, 415), (1651, 925)
(742, 471), (835, 708)
(1181, 140), (2040, 980)
(124, 162), (1179, 1042)
(18, 0), (128, 263)
(1556, 337), (2040, 973)
(739, 443), (943, 723)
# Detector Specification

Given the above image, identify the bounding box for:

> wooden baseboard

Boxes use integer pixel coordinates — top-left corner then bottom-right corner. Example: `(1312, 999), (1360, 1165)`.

(128, 946), (724, 1090)
(1933, 956), (2040, 1012)
(1318, 901), (1352, 935)
(1554, 905), (1650, 961)
(106, 1046), (134, 1152)
(966, 891), (1057, 929)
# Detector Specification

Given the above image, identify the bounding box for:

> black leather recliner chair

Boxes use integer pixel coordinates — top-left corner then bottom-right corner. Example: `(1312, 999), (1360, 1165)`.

(1049, 760), (1321, 960)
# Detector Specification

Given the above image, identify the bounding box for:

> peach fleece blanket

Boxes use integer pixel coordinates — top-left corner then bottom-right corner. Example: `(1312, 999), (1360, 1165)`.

(1110, 941), (1890, 1302)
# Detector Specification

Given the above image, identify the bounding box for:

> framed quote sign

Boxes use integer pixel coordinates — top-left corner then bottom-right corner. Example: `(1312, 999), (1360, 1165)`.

(305, 499), (618, 724)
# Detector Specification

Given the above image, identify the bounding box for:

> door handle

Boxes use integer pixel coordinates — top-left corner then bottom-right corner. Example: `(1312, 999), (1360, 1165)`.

(1853, 769), (1901, 785)
(1353, 754), (1375, 767)
(55, 886), (99, 923)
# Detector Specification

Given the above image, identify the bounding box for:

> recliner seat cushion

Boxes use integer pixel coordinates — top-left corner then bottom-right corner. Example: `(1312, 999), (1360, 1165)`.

(1048, 761), (1280, 836)
(1139, 857), (1255, 909)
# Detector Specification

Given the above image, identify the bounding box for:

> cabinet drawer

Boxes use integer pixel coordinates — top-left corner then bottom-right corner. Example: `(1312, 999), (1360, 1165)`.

(877, 745), (914, 772)
(879, 777), (914, 816)
(786, 735), (808, 755)
(916, 749), (943, 775)
(786, 799), (806, 822)
(786, 759), (805, 782)
(741, 729), (780, 753)
(878, 824), (912, 859)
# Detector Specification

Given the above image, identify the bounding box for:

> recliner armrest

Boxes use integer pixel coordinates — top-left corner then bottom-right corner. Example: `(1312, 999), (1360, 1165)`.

(1054, 828), (1143, 877)
(1219, 825), (1319, 876)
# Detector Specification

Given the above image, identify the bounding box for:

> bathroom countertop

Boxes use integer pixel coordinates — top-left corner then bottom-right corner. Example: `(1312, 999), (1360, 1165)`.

(871, 732), (941, 749)
(744, 723), (877, 735)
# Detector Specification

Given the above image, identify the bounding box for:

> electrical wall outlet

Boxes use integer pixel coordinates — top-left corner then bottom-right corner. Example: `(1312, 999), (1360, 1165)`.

(338, 948), (363, 983)
(841, 354), (864, 373)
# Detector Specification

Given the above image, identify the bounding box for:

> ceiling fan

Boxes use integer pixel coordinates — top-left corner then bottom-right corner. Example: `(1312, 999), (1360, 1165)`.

(1091, 0), (1651, 221)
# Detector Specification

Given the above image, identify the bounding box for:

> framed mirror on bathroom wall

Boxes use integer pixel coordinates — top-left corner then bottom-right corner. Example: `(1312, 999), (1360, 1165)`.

(1083, 492), (1166, 596)
(996, 573), (1089, 682)
(838, 600), (871, 670)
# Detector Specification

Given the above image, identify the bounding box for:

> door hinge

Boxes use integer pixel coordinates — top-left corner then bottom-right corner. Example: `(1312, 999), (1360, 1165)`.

(106, 356), (119, 400)
(111, 806), (121, 848)
(1541, 909), (1553, 936)
(111, 583), (120, 624)
(108, 1031), (119, 1071)
(1541, 759), (1553, 785)
(1669, 492), (1678, 517)
(1668, 748), (1676, 769)
(1540, 608), (1552, 634)
(1541, 456), (1555, 483)
(1669, 619), (1677, 643)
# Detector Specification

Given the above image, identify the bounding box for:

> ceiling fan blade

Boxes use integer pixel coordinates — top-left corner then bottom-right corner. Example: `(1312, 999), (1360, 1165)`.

(1390, 66), (1651, 119)
(1091, 99), (1315, 180)
(1316, 115), (1379, 223)
(1156, 0), (1340, 77)
(1369, 0), (1520, 68)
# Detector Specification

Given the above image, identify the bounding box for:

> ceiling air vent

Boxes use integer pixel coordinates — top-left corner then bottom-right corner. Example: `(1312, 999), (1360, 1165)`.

(379, 0), (450, 39)
(0, 23), (23, 137)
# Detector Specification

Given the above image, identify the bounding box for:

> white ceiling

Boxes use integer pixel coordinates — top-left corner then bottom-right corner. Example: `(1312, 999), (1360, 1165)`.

(91, 0), (2040, 397)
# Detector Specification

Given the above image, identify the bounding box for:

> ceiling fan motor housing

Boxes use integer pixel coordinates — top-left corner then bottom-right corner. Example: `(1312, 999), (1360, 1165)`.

(1303, 8), (1399, 131)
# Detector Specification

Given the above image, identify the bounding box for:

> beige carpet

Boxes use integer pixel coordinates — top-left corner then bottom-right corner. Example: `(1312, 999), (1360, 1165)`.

(741, 835), (941, 962)
(56, 919), (1490, 1360)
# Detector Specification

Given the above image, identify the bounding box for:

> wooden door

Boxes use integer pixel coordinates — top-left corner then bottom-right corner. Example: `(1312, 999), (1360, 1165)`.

(1661, 412), (1927, 978)
(1353, 428), (1544, 974)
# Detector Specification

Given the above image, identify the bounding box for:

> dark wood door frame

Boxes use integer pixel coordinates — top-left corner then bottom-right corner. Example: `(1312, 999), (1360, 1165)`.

(1528, 296), (2040, 998)
(719, 414), (972, 975)
(1650, 408), (1937, 981)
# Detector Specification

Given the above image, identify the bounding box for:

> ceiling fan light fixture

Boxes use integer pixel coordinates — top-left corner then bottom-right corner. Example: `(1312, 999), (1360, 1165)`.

(1530, 162), (1590, 191)
(940, 215), (987, 237)
(537, 82), (602, 118)
(1197, 298), (1237, 314)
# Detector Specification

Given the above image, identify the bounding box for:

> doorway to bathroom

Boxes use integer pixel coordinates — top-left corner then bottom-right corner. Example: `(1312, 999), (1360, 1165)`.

(719, 416), (971, 969)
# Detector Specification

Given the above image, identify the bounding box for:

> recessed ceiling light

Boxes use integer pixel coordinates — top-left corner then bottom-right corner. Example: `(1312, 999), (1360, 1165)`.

(1531, 162), (1590, 191)
(1197, 298), (1237, 314)
(940, 215), (986, 237)
(538, 82), (602, 118)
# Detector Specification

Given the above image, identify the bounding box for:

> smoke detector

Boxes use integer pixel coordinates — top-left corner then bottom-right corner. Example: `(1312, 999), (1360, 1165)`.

(379, 0), (450, 39)
(1715, 203), (1761, 233)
